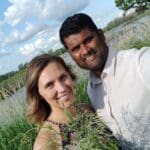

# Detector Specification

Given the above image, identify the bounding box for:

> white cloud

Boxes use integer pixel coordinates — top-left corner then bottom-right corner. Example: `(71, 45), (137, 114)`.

(3, 23), (49, 47)
(0, 21), (5, 27)
(19, 34), (61, 55)
(0, 31), (5, 48)
(41, 0), (89, 20)
(19, 43), (35, 55)
(0, 49), (11, 57)
(4, 0), (89, 26)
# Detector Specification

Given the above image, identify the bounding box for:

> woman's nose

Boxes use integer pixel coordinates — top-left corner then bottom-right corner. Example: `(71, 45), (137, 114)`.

(55, 82), (66, 92)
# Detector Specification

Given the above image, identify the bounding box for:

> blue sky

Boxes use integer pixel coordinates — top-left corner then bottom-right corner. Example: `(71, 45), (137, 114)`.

(0, 0), (122, 75)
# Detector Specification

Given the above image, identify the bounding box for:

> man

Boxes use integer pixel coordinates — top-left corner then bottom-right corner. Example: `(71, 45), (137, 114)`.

(59, 13), (150, 148)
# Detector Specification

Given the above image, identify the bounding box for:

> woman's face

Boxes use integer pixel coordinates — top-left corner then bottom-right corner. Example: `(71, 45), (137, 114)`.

(38, 62), (75, 109)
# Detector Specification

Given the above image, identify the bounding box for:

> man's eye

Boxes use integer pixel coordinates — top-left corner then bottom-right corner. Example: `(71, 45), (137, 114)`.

(71, 45), (80, 52)
(84, 36), (94, 44)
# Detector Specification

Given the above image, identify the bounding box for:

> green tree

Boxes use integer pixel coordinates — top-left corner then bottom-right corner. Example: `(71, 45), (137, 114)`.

(18, 63), (27, 70)
(115, 0), (150, 15)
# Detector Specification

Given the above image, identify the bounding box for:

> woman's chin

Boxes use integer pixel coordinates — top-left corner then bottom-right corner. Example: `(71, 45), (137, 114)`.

(59, 99), (74, 108)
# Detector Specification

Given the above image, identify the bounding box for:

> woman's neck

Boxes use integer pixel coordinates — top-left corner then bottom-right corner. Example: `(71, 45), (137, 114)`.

(47, 105), (76, 124)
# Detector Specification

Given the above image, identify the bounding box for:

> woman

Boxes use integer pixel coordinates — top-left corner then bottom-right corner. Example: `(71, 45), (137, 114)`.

(26, 54), (121, 150)
(26, 54), (93, 150)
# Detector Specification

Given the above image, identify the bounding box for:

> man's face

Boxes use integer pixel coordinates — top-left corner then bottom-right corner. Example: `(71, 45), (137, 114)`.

(64, 28), (108, 71)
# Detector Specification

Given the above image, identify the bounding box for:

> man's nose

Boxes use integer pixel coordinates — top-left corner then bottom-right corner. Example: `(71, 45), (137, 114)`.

(81, 44), (90, 57)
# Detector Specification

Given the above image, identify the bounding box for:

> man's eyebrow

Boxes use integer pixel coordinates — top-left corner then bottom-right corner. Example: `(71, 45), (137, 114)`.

(71, 45), (80, 51)
(83, 34), (94, 43)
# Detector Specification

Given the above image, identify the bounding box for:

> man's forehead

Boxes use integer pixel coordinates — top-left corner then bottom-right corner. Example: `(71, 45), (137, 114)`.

(64, 29), (94, 43)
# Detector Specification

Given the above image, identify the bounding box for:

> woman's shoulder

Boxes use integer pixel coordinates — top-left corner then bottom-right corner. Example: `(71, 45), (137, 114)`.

(33, 122), (61, 150)
(76, 103), (95, 113)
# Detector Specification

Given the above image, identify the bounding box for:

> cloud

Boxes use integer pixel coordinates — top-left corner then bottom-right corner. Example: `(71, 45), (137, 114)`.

(0, 21), (5, 27)
(0, 49), (12, 57)
(19, 34), (61, 55)
(4, 0), (89, 26)
(3, 23), (50, 47)
(41, 0), (89, 20)
(0, 31), (5, 47)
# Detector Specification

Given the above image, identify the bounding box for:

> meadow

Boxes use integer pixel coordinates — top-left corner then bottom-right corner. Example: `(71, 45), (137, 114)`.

(0, 80), (120, 150)
(0, 9), (150, 149)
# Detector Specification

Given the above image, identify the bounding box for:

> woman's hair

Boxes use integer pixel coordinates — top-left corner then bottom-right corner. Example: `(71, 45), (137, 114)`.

(26, 54), (76, 124)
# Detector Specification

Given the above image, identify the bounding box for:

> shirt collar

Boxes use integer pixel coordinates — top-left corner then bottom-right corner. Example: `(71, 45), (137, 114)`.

(102, 48), (117, 76)
(89, 49), (117, 85)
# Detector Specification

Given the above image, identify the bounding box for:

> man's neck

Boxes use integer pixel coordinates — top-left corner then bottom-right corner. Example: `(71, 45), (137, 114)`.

(93, 46), (109, 78)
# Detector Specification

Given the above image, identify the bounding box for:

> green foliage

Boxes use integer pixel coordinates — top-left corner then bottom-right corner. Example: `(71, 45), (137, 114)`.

(66, 112), (121, 149)
(0, 70), (25, 101)
(0, 118), (37, 150)
(103, 12), (136, 32)
(47, 47), (67, 56)
(0, 78), (120, 149)
(103, 8), (150, 32)
(115, 0), (150, 14)
(119, 35), (150, 50)
(18, 63), (27, 71)
(0, 71), (18, 82)
(75, 79), (90, 104)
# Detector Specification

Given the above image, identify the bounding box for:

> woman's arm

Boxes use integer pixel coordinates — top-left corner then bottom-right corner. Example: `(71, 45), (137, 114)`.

(33, 124), (61, 150)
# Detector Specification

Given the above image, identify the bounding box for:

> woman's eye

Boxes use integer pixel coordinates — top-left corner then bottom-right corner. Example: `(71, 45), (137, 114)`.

(45, 82), (53, 89)
(60, 74), (68, 81)
(48, 83), (53, 88)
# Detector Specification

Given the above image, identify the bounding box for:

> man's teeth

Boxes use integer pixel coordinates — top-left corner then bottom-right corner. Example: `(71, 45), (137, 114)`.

(85, 54), (95, 61)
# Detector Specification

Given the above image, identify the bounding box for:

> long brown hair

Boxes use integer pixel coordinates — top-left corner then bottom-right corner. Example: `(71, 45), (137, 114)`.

(26, 54), (76, 124)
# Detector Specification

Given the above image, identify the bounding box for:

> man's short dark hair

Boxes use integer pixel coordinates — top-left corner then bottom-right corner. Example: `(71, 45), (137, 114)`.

(59, 13), (99, 48)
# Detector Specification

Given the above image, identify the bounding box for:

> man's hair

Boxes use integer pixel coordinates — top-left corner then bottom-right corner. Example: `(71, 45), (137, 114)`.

(59, 13), (99, 48)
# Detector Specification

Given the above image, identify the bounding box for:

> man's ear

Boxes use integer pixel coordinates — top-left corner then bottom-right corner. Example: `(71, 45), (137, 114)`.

(98, 29), (105, 41)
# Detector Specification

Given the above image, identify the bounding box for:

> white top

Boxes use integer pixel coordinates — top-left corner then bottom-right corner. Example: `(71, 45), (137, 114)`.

(87, 47), (150, 148)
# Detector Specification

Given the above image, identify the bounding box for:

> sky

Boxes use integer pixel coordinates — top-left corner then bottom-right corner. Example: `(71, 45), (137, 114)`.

(0, 0), (122, 75)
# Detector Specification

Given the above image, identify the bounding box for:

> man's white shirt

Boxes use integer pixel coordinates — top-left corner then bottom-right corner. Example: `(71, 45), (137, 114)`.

(87, 47), (150, 148)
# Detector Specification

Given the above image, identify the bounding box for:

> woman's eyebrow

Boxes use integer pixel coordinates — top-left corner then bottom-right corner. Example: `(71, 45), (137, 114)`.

(44, 81), (53, 88)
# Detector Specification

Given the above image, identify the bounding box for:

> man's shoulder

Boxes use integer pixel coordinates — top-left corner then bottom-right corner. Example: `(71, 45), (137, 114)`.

(118, 47), (150, 90)
(115, 47), (149, 66)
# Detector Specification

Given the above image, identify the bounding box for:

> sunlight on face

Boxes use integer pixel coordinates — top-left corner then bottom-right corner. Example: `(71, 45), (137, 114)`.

(38, 62), (75, 109)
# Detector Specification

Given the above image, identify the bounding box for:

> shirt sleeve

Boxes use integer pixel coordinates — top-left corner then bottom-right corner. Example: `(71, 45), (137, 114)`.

(136, 47), (150, 91)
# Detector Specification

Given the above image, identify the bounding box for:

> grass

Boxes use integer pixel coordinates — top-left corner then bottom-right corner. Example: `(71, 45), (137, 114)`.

(0, 70), (25, 101)
(0, 119), (37, 150)
(0, 95), (37, 150)
(103, 8), (150, 32)
(65, 111), (120, 149)
(0, 80), (120, 150)
(119, 35), (150, 50)
(0, 9), (149, 149)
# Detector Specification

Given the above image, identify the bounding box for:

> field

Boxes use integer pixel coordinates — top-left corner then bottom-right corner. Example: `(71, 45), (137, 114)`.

(0, 9), (150, 150)
(0, 80), (120, 150)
